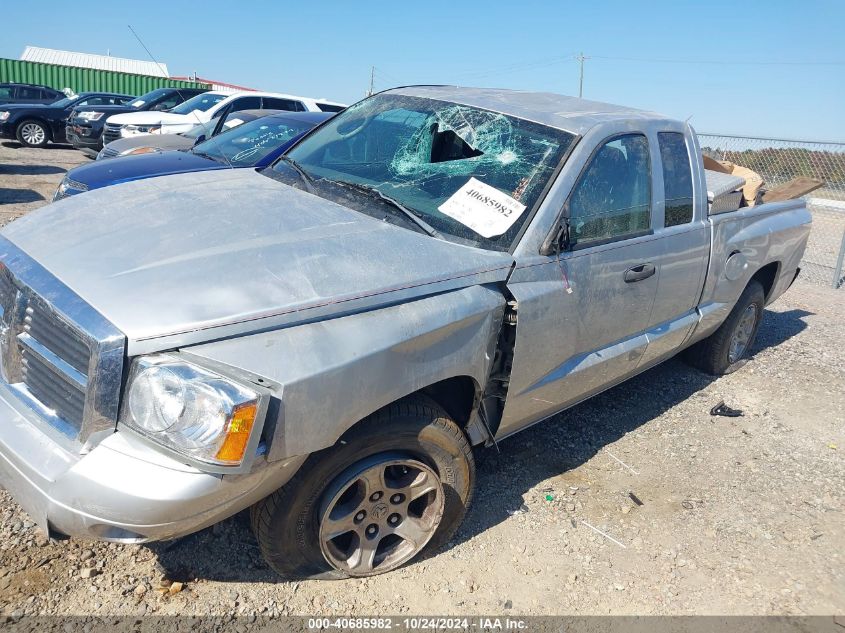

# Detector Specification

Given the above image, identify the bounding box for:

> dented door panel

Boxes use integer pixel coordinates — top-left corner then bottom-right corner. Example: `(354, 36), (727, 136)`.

(498, 235), (660, 437)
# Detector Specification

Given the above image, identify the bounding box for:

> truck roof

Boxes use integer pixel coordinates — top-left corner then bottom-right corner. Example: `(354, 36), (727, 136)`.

(388, 85), (672, 136)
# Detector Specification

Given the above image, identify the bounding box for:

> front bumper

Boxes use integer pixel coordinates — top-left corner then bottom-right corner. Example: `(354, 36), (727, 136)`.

(66, 123), (103, 151)
(0, 380), (304, 542)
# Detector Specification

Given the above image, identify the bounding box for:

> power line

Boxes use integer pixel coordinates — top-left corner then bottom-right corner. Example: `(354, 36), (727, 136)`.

(449, 54), (577, 79)
(590, 54), (845, 66)
(373, 67), (405, 87)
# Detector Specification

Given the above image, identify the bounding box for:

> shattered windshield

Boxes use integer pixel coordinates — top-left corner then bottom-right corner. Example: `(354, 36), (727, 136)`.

(271, 94), (575, 250)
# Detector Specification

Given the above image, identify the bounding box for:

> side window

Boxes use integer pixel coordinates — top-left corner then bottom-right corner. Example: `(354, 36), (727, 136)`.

(568, 134), (651, 247)
(316, 103), (345, 113)
(262, 97), (303, 112)
(17, 87), (42, 101)
(658, 132), (694, 226)
(155, 93), (183, 111)
(79, 96), (107, 106)
(0, 87), (14, 99)
(229, 96), (262, 113)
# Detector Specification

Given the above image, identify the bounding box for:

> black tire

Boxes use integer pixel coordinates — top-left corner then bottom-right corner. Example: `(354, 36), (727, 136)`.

(251, 395), (475, 579)
(16, 119), (50, 148)
(685, 279), (765, 375)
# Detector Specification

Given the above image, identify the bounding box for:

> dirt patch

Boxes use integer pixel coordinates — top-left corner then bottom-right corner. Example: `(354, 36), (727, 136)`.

(0, 141), (89, 225)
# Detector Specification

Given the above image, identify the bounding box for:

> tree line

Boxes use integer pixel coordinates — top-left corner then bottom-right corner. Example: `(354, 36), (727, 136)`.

(701, 146), (845, 186)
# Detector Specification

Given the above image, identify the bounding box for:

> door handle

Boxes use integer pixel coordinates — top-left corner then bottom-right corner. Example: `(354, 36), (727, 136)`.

(624, 263), (656, 283)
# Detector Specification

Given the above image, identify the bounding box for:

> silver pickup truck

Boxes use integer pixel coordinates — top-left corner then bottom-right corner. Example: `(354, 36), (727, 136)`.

(0, 86), (810, 579)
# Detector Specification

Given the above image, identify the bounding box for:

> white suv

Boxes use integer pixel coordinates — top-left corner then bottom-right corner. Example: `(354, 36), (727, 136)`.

(102, 90), (345, 139)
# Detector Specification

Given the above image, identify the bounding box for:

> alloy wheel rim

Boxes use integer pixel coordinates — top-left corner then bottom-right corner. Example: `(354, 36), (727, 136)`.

(21, 123), (45, 145)
(729, 303), (758, 363)
(318, 454), (444, 576)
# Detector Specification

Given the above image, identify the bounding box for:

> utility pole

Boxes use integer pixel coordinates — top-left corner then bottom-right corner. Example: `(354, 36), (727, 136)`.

(577, 52), (587, 98)
(367, 66), (375, 97)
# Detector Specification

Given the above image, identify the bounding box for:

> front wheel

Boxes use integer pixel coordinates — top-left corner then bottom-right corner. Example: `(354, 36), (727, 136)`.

(685, 279), (765, 375)
(251, 396), (475, 579)
(16, 120), (49, 148)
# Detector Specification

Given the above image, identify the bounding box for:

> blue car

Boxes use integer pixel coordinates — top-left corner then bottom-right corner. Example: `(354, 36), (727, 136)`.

(55, 111), (333, 200)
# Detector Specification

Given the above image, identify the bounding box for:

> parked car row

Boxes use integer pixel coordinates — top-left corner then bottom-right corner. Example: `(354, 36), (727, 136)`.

(1, 80), (345, 207)
(96, 107), (265, 159)
(0, 91), (135, 146)
(66, 87), (209, 154)
(55, 110), (333, 199)
(0, 82), (345, 153)
(90, 90), (343, 153)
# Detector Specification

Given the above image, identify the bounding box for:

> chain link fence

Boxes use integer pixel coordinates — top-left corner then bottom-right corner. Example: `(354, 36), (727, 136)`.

(698, 134), (845, 289)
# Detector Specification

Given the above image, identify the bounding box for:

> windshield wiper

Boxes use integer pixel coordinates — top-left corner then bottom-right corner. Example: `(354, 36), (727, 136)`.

(329, 179), (440, 237)
(276, 155), (316, 193)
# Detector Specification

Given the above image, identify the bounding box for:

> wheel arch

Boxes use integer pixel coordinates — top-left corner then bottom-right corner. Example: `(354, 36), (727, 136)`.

(335, 374), (485, 448)
(17, 117), (52, 142)
(751, 261), (780, 303)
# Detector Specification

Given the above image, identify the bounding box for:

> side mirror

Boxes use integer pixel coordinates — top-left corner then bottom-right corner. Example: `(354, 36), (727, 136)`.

(193, 134), (206, 146)
(539, 219), (571, 256)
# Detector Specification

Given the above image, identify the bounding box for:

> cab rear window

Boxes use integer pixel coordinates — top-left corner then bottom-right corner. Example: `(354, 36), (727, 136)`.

(658, 132), (694, 226)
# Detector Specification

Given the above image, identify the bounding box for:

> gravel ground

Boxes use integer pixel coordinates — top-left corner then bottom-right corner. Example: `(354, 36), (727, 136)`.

(0, 141), (90, 223)
(0, 141), (842, 618)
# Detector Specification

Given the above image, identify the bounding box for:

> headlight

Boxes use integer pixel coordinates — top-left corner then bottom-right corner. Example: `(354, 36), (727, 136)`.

(0, 111), (9, 121)
(78, 111), (104, 121)
(122, 124), (161, 137)
(121, 355), (266, 468)
(53, 176), (88, 201)
(121, 146), (158, 156)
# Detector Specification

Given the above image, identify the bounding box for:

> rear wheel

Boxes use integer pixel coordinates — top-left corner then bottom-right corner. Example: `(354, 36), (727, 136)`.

(16, 120), (49, 148)
(685, 279), (765, 375)
(251, 396), (475, 579)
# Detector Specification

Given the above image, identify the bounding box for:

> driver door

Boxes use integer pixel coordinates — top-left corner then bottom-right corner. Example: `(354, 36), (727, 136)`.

(498, 133), (660, 436)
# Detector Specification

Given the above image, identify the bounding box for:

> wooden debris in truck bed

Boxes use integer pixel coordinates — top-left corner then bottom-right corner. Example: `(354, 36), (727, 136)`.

(761, 177), (824, 203)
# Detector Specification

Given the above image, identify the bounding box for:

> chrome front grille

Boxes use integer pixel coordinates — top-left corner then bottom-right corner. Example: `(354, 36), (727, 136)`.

(23, 298), (91, 374)
(0, 238), (125, 446)
(20, 335), (86, 428)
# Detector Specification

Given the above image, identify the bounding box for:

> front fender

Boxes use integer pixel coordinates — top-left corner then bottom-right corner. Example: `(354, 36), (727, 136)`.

(183, 284), (506, 460)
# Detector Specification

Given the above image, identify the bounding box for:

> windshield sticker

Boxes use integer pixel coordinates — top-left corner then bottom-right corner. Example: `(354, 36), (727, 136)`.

(438, 177), (527, 238)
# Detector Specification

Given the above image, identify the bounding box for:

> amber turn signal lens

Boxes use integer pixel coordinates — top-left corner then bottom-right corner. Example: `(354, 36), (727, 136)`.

(215, 402), (257, 463)
(127, 147), (157, 156)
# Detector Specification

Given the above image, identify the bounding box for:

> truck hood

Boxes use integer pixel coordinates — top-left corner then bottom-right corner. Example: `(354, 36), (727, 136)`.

(2, 170), (513, 354)
(106, 111), (208, 126)
(68, 150), (224, 189)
